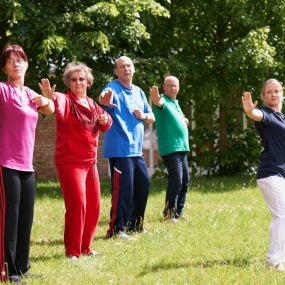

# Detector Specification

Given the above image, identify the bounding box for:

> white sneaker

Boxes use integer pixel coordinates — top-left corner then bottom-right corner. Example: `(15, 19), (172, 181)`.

(163, 216), (179, 223)
(86, 250), (98, 257)
(117, 231), (135, 240)
(68, 255), (79, 261)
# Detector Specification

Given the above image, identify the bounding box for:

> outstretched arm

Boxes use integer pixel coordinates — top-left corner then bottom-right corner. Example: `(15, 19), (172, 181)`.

(241, 91), (263, 122)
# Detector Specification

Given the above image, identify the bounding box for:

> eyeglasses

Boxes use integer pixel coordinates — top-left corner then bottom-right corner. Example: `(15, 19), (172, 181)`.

(6, 58), (26, 65)
(70, 77), (86, 83)
(166, 84), (179, 88)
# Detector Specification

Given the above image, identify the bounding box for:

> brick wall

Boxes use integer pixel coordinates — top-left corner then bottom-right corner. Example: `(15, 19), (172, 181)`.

(34, 114), (110, 180)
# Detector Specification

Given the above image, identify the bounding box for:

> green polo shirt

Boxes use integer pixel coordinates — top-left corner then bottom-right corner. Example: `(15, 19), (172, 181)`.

(153, 94), (190, 156)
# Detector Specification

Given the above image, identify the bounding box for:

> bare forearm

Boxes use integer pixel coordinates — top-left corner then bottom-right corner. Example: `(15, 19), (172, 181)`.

(144, 112), (155, 123)
(38, 99), (55, 115)
(244, 108), (263, 122)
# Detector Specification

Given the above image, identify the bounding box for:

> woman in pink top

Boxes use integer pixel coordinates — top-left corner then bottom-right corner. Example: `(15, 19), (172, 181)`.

(41, 62), (112, 260)
(0, 44), (54, 283)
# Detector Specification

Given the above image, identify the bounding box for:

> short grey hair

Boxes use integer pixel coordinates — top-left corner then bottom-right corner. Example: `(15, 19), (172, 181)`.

(63, 62), (94, 88)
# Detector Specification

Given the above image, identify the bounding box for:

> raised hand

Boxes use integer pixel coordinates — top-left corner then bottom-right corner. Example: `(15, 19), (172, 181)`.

(241, 91), (263, 121)
(150, 86), (162, 106)
(242, 91), (257, 114)
(39, 78), (56, 100)
(99, 90), (117, 107)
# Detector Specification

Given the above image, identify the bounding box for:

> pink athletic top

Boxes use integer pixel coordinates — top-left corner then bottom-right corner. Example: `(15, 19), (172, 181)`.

(0, 82), (38, 171)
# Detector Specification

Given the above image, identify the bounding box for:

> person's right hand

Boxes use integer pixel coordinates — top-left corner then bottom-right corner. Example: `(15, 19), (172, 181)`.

(99, 90), (117, 107)
(150, 86), (161, 106)
(241, 91), (258, 114)
(39, 78), (56, 100)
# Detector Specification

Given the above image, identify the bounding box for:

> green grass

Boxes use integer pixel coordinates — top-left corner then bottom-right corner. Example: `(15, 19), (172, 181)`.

(24, 176), (285, 284)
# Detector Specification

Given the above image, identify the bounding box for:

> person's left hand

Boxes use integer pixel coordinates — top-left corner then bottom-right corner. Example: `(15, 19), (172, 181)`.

(98, 113), (108, 125)
(133, 108), (145, 120)
(33, 94), (49, 108)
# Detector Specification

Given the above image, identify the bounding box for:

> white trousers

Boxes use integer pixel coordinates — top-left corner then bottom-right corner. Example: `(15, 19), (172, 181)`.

(257, 175), (285, 266)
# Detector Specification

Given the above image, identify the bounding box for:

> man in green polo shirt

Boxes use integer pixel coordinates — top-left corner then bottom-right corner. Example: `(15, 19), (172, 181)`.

(150, 76), (190, 221)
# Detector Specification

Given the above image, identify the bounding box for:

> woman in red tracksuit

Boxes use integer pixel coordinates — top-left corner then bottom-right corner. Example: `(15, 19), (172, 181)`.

(40, 62), (112, 260)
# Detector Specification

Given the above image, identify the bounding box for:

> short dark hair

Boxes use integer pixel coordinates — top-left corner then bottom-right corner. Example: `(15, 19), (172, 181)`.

(0, 44), (28, 69)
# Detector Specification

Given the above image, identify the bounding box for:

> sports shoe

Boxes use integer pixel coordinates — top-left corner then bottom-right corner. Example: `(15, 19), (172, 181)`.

(9, 275), (26, 284)
(67, 255), (79, 261)
(84, 250), (98, 257)
(22, 271), (32, 278)
(21, 271), (43, 279)
(163, 216), (179, 223)
(170, 217), (179, 223)
(176, 214), (192, 222)
(117, 230), (135, 240)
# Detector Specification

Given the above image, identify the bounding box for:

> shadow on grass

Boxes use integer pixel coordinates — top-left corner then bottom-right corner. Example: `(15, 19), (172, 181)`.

(30, 253), (63, 262)
(137, 257), (252, 276)
(31, 239), (63, 246)
(35, 175), (257, 200)
(189, 175), (256, 193)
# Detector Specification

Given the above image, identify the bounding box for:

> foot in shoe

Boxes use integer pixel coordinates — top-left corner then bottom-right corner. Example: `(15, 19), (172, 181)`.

(84, 250), (98, 257)
(9, 275), (26, 284)
(117, 230), (135, 240)
(67, 255), (79, 261)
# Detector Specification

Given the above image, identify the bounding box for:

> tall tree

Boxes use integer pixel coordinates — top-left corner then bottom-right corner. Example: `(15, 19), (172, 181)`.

(139, 0), (285, 174)
(0, 0), (169, 95)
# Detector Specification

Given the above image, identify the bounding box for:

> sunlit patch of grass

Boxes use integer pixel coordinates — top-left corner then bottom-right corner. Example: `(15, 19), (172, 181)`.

(26, 176), (285, 285)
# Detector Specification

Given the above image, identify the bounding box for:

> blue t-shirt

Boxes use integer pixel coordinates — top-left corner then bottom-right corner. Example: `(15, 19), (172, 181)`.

(255, 106), (285, 179)
(102, 79), (152, 158)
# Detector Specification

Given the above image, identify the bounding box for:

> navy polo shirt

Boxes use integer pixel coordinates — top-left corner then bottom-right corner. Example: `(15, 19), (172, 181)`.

(255, 106), (285, 179)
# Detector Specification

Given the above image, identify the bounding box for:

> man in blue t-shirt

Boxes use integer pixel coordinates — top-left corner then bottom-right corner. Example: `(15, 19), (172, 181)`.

(99, 56), (155, 239)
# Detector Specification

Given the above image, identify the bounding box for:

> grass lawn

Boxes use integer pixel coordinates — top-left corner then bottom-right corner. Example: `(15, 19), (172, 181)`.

(24, 175), (285, 284)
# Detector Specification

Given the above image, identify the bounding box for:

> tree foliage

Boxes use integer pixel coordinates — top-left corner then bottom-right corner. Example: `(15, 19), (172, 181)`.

(0, 0), (169, 94)
(139, 0), (285, 175)
(2, 0), (285, 175)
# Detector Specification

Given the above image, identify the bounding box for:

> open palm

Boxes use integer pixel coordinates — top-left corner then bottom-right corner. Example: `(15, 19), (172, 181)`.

(242, 91), (257, 114)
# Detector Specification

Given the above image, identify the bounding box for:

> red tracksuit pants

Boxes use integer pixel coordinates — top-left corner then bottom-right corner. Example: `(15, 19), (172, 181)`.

(56, 163), (100, 257)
